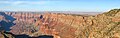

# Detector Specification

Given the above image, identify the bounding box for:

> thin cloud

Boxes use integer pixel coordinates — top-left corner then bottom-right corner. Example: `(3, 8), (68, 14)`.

(13, 1), (48, 5)
(0, 1), (49, 5)
(0, 1), (10, 4)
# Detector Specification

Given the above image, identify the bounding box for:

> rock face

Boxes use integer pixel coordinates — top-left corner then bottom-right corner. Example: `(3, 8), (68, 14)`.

(35, 9), (120, 38)
(0, 9), (120, 38)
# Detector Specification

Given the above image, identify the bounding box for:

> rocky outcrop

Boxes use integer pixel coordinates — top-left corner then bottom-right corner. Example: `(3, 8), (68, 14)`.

(34, 9), (120, 38)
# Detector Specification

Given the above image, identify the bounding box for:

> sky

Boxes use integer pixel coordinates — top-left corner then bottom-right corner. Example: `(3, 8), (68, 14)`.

(0, 0), (120, 12)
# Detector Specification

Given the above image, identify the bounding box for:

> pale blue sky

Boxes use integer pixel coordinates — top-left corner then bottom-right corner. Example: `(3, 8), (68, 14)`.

(0, 0), (120, 12)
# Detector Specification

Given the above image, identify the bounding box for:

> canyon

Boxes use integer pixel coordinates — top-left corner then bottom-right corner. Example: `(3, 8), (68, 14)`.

(0, 9), (120, 38)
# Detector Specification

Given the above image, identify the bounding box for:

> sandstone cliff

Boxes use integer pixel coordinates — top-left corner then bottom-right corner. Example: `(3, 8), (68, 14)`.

(34, 9), (120, 38)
